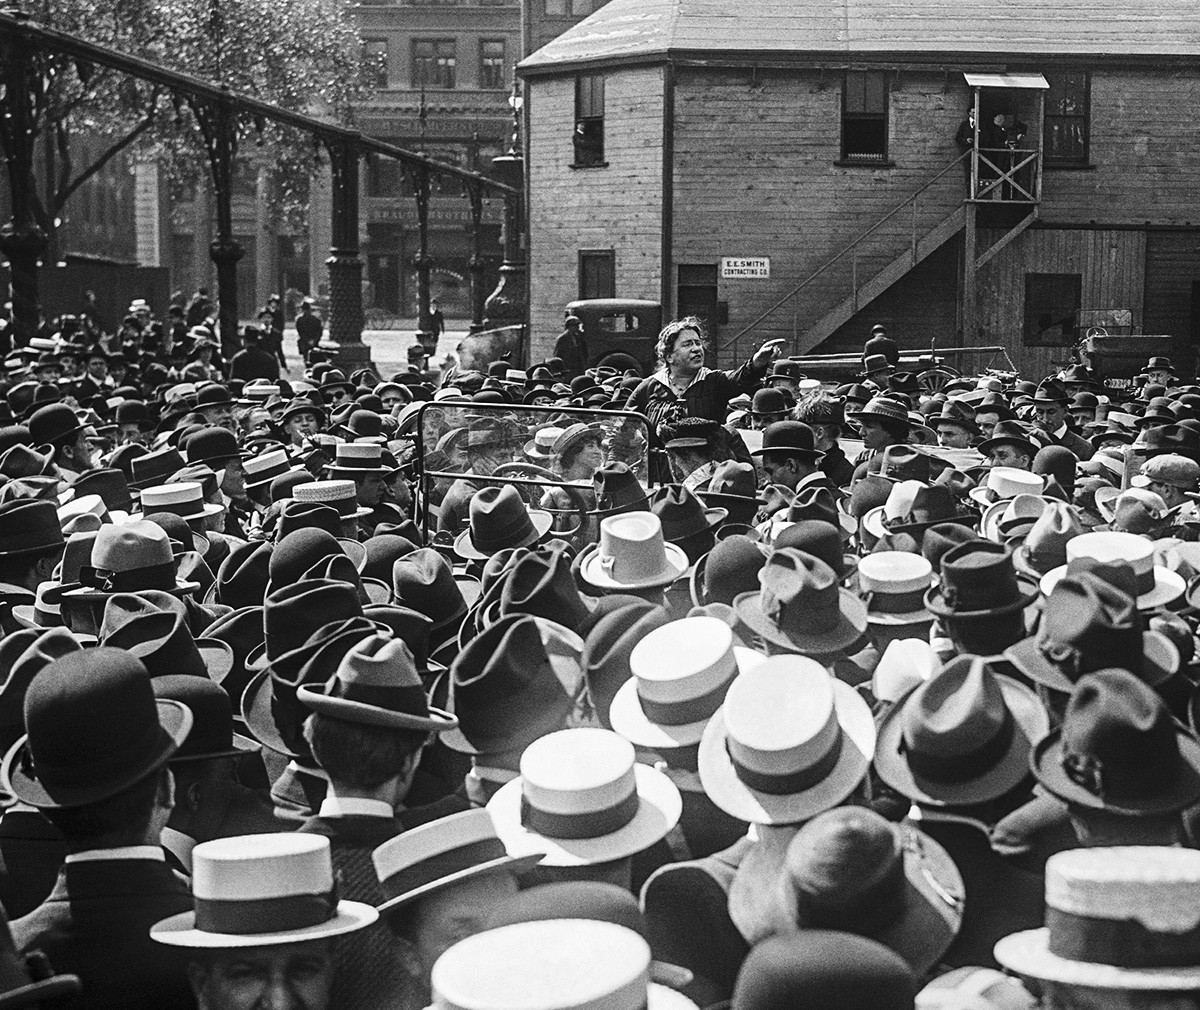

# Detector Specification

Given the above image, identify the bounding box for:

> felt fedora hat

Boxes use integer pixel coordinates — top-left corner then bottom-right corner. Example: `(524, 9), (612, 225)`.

(431, 919), (697, 1010)
(455, 484), (553, 561)
(3, 648), (192, 809)
(373, 808), (543, 917)
(99, 591), (235, 683)
(609, 616), (765, 750)
(589, 462), (650, 516)
(779, 486), (856, 541)
(10, 580), (66, 631)
(883, 484), (976, 538)
(994, 847), (1200, 991)
(698, 654), (876, 825)
(1012, 499), (1083, 577)
(127, 447), (187, 490)
(733, 549), (868, 656)
(649, 484), (727, 559)
(925, 541), (1039, 619)
(849, 396), (909, 426)
(442, 614), (585, 756)
(60, 520), (201, 600)
(1032, 668), (1200, 816)
(487, 727), (682, 866)
(689, 534), (768, 608)
(151, 833), (378, 948)
(781, 807), (963, 975)
(392, 547), (481, 631)
(0, 499), (64, 558)
(1006, 570), (1179, 694)
(698, 460), (764, 523)
(578, 512), (689, 592)
(1039, 531), (1184, 612)
(291, 479), (372, 520)
(245, 578), (364, 674)
(296, 634), (457, 731)
(874, 655), (1049, 807)
(751, 421), (823, 462)
(137, 481), (224, 522)
(69, 467), (133, 513)
(857, 552), (934, 626)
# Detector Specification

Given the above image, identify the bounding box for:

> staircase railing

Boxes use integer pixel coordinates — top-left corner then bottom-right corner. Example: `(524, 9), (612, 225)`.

(717, 150), (970, 356)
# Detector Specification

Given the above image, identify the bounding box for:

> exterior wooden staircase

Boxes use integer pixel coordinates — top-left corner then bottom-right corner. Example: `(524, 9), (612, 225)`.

(717, 150), (1040, 362)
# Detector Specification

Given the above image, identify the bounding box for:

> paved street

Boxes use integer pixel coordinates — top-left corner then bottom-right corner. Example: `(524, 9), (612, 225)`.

(280, 320), (471, 380)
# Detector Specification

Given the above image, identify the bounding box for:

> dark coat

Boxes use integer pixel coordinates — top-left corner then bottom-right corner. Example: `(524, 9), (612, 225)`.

(0, 805), (66, 919)
(13, 857), (195, 1010)
(228, 346), (280, 383)
(820, 443), (857, 489)
(1050, 427), (1095, 462)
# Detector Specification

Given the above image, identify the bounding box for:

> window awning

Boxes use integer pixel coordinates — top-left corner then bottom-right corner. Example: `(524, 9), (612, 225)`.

(964, 72), (1049, 90)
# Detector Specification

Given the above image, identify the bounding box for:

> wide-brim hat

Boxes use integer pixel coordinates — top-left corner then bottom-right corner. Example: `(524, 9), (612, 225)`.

(453, 510), (554, 561)
(874, 675), (1048, 808)
(1039, 563), (1185, 612)
(488, 763), (683, 868)
(733, 587), (868, 656)
(577, 540), (689, 592)
(925, 571), (1040, 619)
(994, 927), (1200, 991)
(608, 646), (766, 750)
(1005, 627), (1179, 695)
(60, 573), (202, 603)
(3, 699), (192, 809)
(697, 678), (875, 825)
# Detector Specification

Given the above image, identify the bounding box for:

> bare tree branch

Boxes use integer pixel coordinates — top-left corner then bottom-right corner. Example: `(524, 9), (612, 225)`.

(56, 109), (156, 207)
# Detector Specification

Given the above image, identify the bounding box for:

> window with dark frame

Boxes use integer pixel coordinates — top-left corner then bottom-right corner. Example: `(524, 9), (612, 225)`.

(841, 70), (889, 163)
(1044, 72), (1090, 165)
(412, 39), (457, 89)
(545, 0), (567, 12)
(361, 38), (388, 90)
(579, 250), (615, 300)
(480, 40), (506, 90)
(574, 74), (605, 166)
(1024, 272), (1082, 346)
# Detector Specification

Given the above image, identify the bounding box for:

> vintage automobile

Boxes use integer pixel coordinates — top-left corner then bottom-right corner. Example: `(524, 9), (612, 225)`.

(563, 298), (663, 375)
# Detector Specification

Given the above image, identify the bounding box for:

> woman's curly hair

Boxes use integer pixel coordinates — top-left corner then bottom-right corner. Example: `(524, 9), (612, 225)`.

(655, 316), (709, 368)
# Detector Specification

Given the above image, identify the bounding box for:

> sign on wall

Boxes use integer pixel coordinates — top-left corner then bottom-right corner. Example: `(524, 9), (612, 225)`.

(721, 257), (770, 279)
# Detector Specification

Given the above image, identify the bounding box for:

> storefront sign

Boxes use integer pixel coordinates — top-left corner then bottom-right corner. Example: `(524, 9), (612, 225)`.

(721, 257), (770, 279)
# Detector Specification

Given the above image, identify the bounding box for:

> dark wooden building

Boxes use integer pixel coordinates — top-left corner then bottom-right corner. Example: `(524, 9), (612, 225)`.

(518, 0), (1200, 376)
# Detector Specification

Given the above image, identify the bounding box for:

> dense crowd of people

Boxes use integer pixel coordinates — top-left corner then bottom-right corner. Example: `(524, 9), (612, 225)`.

(0, 299), (1197, 1009)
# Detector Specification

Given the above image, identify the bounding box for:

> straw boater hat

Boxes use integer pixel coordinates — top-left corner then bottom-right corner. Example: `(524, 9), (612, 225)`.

(524, 426), (565, 460)
(372, 809), (543, 917)
(291, 479), (372, 520)
(431, 919), (698, 1010)
(151, 833), (378, 947)
(1038, 530), (1185, 611)
(243, 448), (302, 490)
(325, 442), (400, 477)
(995, 847), (1200, 990)
(967, 467), (1045, 508)
(608, 616), (765, 751)
(697, 654), (876, 825)
(487, 727), (682, 867)
(857, 552), (934, 627)
(137, 482), (224, 522)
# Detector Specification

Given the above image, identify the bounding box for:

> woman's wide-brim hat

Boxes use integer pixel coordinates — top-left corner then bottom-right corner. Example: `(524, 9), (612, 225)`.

(1039, 563), (1185, 612)
(487, 763), (682, 868)
(733, 587), (868, 657)
(874, 675), (1048, 808)
(698, 677), (875, 825)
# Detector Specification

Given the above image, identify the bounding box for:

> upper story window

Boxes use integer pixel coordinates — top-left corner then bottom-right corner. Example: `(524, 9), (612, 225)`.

(480, 40), (506, 90)
(412, 39), (457, 89)
(1044, 72), (1090, 165)
(573, 73), (605, 167)
(547, 0), (595, 12)
(361, 38), (389, 90)
(841, 70), (889, 163)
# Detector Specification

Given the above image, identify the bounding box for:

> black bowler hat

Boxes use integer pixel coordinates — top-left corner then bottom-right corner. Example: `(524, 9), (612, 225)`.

(28, 403), (84, 448)
(4, 648), (192, 809)
(184, 426), (248, 467)
(195, 385), (235, 411)
(153, 675), (257, 762)
(751, 421), (823, 462)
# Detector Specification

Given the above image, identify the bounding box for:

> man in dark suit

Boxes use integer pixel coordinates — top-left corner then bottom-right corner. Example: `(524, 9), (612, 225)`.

(9, 648), (196, 1010)
(1032, 378), (1094, 461)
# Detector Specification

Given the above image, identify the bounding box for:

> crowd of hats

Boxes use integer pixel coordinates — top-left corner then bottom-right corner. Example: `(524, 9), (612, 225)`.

(9, 309), (1200, 1010)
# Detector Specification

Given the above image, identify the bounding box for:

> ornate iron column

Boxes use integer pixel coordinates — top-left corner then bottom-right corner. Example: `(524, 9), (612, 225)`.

(411, 162), (433, 353)
(326, 134), (370, 370)
(483, 77), (526, 332)
(191, 98), (243, 356)
(467, 184), (486, 332)
(0, 22), (48, 346)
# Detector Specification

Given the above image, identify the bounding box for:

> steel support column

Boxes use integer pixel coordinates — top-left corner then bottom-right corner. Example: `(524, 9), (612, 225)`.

(411, 164), (433, 353)
(467, 185), (486, 332)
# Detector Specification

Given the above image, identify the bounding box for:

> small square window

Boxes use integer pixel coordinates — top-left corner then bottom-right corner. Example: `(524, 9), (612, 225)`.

(412, 39), (456, 89)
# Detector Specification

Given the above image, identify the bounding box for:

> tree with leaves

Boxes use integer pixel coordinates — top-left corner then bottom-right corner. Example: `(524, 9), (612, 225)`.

(18, 0), (368, 261)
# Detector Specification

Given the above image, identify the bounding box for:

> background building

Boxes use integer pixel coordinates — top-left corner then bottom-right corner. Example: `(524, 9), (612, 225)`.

(519, 0), (1200, 376)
